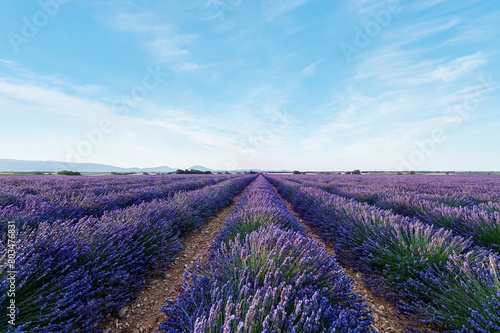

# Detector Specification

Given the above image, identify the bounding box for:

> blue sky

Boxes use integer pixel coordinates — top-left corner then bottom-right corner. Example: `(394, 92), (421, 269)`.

(0, 0), (499, 171)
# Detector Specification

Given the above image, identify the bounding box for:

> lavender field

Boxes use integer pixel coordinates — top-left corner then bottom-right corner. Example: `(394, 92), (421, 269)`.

(1, 174), (500, 332)
(3, 0), (499, 331)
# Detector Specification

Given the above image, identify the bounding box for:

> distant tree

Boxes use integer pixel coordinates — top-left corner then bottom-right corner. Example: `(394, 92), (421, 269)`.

(487, 172), (491, 175)
(345, 171), (351, 175)
(248, 170), (257, 174)
(445, 172), (449, 175)
(352, 169), (361, 175)
(397, 172), (402, 175)
(409, 171), (416, 175)
(176, 169), (211, 174)
(57, 170), (81, 176)
(224, 171), (230, 174)
(143, 172), (150, 175)
(292, 170), (301, 174)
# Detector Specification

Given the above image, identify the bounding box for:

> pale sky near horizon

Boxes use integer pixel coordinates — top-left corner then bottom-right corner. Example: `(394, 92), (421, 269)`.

(1, 0), (499, 171)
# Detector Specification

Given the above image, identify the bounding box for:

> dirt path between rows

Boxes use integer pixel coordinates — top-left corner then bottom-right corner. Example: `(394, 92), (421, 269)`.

(270, 183), (430, 333)
(98, 183), (252, 333)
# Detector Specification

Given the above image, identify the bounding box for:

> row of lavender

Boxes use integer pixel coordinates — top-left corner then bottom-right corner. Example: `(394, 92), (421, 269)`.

(291, 174), (500, 208)
(0, 175), (255, 332)
(0, 175), (234, 232)
(0, 174), (220, 209)
(161, 176), (373, 332)
(301, 174), (500, 203)
(267, 175), (500, 332)
(288, 175), (500, 251)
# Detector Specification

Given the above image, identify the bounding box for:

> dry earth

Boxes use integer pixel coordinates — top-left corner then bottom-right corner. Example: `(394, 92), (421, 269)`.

(270, 183), (433, 333)
(98, 179), (432, 333)
(97, 184), (251, 333)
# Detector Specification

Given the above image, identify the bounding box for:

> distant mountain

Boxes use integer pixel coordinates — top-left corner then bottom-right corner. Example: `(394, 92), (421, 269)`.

(133, 166), (177, 173)
(231, 169), (291, 173)
(0, 159), (291, 173)
(187, 165), (213, 172)
(0, 159), (175, 173)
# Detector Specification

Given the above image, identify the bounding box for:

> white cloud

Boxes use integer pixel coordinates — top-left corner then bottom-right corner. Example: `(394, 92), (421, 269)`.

(354, 47), (488, 89)
(431, 52), (486, 82)
(178, 62), (204, 71)
(0, 79), (110, 121)
(265, 0), (311, 20)
(137, 117), (237, 149)
(106, 11), (198, 64)
(148, 38), (190, 61)
(406, 0), (449, 12)
(0, 59), (104, 96)
(301, 60), (322, 75)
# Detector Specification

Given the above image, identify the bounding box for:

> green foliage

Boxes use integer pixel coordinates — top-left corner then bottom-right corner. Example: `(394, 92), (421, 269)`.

(57, 170), (81, 176)
(176, 169), (212, 174)
(292, 170), (301, 174)
(352, 169), (361, 175)
(345, 171), (351, 175)
(409, 171), (416, 175)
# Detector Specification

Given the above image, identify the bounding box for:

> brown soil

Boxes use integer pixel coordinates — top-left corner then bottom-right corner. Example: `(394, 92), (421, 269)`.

(270, 184), (432, 333)
(97, 184), (250, 333)
(98, 179), (432, 333)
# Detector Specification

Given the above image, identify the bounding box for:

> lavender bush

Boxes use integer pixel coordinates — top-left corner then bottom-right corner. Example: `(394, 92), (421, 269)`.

(0, 175), (255, 332)
(212, 177), (306, 250)
(161, 176), (372, 332)
(267, 175), (500, 331)
(286, 175), (500, 252)
(0, 174), (232, 232)
(162, 226), (372, 332)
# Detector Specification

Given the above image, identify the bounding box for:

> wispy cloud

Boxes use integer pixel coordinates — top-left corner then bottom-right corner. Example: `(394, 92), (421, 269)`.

(138, 117), (237, 149)
(431, 52), (486, 82)
(106, 11), (198, 64)
(265, 0), (311, 20)
(178, 62), (204, 71)
(301, 60), (322, 75)
(354, 48), (488, 89)
(0, 59), (104, 96)
(0, 78), (110, 121)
